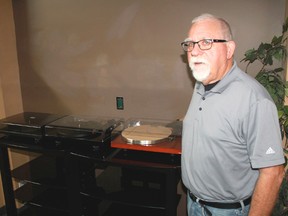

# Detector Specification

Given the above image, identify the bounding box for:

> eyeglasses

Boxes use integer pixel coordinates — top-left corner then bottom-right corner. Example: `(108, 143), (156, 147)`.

(181, 39), (228, 51)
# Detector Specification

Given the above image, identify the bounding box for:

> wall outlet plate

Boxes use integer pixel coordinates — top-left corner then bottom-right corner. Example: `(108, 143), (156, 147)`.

(116, 97), (124, 110)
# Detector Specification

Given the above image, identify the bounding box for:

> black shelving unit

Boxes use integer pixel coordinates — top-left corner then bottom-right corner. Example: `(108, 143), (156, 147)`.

(0, 136), (83, 216)
(72, 149), (181, 216)
(0, 137), (181, 216)
(11, 156), (70, 214)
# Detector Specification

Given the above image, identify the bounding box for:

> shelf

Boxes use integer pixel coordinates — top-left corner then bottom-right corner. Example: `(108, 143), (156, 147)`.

(116, 149), (180, 164)
(83, 187), (181, 209)
(14, 183), (70, 213)
(11, 155), (67, 188)
(106, 188), (167, 209)
(18, 205), (71, 216)
(110, 149), (181, 169)
(70, 143), (117, 161)
(111, 135), (181, 155)
(0, 135), (71, 155)
(80, 166), (181, 210)
(102, 203), (165, 216)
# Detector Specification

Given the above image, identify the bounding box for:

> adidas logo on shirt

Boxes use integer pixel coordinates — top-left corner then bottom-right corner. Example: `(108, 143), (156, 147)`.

(266, 147), (276, 155)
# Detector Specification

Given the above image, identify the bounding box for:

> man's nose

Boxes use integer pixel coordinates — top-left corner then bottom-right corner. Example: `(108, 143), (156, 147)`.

(189, 44), (202, 56)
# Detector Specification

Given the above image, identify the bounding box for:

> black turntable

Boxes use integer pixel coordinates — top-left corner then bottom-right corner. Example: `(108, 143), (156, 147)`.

(44, 115), (124, 159)
(0, 112), (65, 143)
(0, 112), (124, 158)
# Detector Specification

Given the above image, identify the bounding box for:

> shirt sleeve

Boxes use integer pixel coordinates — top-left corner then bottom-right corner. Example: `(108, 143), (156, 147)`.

(244, 98), (285, 168)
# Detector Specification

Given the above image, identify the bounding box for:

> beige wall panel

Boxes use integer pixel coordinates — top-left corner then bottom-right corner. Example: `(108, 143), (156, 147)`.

(12, 0), (286, 120)
(0, 0), (24, 209)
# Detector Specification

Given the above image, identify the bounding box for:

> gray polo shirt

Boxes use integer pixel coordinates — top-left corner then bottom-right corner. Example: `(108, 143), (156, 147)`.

(181, 62), (285, 202)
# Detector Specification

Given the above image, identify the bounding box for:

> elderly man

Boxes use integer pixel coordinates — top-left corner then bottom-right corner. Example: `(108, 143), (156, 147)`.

(181, 13), (285, 216)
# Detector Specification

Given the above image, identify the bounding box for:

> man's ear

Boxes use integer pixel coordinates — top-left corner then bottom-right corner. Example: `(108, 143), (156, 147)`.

(226, 40), (236, 59)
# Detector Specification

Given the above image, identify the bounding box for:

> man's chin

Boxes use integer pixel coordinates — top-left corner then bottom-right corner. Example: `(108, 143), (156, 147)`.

(192, 72), (210, 83)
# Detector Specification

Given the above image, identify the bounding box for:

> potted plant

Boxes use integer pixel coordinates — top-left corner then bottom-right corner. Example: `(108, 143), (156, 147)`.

(241, 18), (288, 215)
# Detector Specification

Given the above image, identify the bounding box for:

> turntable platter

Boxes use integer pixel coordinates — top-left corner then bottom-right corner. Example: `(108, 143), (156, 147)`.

(121, 125), (172, 145)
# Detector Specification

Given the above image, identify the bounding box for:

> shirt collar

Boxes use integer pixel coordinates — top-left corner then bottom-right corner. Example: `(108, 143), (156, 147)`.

(196, 61), (237, 94)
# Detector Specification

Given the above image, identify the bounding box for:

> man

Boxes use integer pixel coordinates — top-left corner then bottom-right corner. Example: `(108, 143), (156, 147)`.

(181, 13), (285, 216)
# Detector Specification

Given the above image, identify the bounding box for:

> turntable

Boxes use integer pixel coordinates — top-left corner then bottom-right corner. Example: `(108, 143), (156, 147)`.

(44, 115), (124, 158)
(121, 118), (182, 146)
(0, 112), (65, 143)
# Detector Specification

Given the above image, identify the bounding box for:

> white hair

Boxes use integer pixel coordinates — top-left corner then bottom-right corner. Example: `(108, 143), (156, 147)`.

(191, 13), (233, 40)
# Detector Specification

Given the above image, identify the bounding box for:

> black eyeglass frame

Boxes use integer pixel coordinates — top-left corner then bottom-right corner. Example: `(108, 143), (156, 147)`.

(181, 39), (228, 51)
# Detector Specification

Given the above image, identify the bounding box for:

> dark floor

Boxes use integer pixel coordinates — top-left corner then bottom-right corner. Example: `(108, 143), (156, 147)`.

(0, 207), (6, 216)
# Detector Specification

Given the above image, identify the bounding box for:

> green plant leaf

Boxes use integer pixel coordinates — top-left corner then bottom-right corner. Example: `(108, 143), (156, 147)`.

(271, 35), (283, 45)
(274, 67), (284, 73)
(285, 88), (288, 97)
(264, 55), (273, 65)
(241, 49), (258, 63)
(273, 47), (286, 61)
(283, 106), (288, 114)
